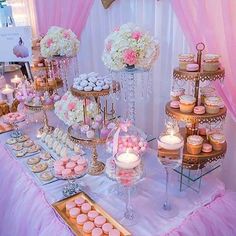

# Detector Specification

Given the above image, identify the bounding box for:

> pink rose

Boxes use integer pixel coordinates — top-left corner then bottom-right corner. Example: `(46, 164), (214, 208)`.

(131, 31), (142, 41)
(113, 26), (120, 32)
(63, 31), (71, 39)
(123, 49), (137, 66)
(105, 41), (112, 52)
(68, 102), (76, 110)
(46, 38), (53, 47)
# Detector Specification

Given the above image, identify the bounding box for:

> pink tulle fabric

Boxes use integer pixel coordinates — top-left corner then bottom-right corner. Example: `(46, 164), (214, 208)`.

(35, 0), (94, 36)
(0, 145), (73, 236)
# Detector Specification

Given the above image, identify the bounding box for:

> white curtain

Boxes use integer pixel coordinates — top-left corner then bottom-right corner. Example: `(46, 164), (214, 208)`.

(78, 0), (189, 136)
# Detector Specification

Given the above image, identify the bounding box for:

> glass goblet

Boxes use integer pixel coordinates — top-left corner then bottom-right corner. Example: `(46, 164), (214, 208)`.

(157, 133), (184, 218)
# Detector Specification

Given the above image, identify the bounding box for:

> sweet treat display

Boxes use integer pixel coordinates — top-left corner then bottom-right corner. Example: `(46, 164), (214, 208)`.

(209, 133), (226, 151)
(53, 156), (88, 179)
(203, 54), (220, 72)
(178, 53), (195, 70)
(170, 88), (185, 101)
(179, 95), (196, 114)
(186, 135), (204, 155)
(73, 73), (113, 92)
(3, 112), (25, 124)
(205, 96), (221, 114)
(186, 63), (199, 72)
(170, 100), (180, 109)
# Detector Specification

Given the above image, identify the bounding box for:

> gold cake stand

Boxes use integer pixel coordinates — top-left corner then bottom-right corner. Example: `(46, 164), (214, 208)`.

(24, 103), (55, 134)
(69, 81), (120, 175)
(68, 125), (106, 176)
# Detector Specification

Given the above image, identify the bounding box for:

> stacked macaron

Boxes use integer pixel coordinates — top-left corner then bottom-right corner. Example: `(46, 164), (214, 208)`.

(54, 156), (88, 178)
(73, 72), (112, 92)
(65, 196), (121, 236)
(3, 112), (25, 123)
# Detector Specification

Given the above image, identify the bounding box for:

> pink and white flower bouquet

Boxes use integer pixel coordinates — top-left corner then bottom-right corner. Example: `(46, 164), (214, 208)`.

(102, 23), (160, 71)
(40, 26), (80, 58)
(54, 91), (98, 126)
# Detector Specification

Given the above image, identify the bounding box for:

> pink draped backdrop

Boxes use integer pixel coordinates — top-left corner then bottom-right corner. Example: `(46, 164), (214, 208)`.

(35, 0), (94, 37)
(172, 0), (236, 121)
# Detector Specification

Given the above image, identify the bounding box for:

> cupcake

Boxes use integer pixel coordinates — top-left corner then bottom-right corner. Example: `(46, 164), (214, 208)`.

(200, 87), (216, 104)
(187, 135), (204, 155)
(203, 54), (220, 72)
(205, 96), (221, 114)
(170, 88), (185, 101)
(179, 95), (196, 113)
(209, 133), (226, 151)
(178, 53), (195, 70)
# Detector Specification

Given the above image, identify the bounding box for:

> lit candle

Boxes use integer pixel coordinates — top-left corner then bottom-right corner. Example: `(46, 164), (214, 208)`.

(11, 75), (21, 86)
(1, 84), (14, 104)
(158, 134), (184, 150)
(116, 151), (140, 169)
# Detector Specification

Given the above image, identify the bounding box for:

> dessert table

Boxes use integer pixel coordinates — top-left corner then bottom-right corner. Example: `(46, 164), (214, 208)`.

(0, 118), (236, 236)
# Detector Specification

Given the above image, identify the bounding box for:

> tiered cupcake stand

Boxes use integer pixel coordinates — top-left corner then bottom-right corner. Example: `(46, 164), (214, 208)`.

(68, 81), (119, 176)
(160, 43), (227, 191)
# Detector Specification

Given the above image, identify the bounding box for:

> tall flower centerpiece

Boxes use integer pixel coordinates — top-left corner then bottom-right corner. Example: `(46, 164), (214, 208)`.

(102, 23), (160, 123)
(54, 91), (98, 126)
(102, 23), (160, 71)
(40, 26), (80, 91)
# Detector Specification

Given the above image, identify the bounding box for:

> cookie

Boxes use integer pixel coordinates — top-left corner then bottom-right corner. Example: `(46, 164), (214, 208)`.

(24, 140), (34, 147)
(17, 135), (29, 142)
(28, 144), (40, 153)
(6, 138), (17, 145)
(39, 171), (54, 181)
(40, 152), (51, 161)
(12, 143), (23, 151)
(31, 163), (48, 173)
(16, 149), (27, 157)
(27, 157), (40, 165)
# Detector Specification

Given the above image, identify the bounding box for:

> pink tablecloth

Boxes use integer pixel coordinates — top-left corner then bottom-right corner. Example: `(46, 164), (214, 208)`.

(1, 136), (236, 235)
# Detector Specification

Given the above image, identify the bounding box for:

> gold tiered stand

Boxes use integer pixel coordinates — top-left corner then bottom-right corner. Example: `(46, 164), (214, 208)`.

(162, 43), (227, 170)
(68, 81), (120, 176)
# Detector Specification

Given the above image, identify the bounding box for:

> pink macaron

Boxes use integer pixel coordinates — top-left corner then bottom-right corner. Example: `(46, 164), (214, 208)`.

(194, 106), (206, 115)
(81, 203), (91, 214)
(76, 214), (88, 226)
(202, 143), (212, 153)
(170, 100), (180, 109)
(62, 168), (72, 178)
(92, 227), (103, 236)
(83, 221), (95, 234)
(69, 207), (80, 219)
(74, 197), (85, 207)
(109, 229), (121, 236)
(102, 222), (113, 234)
(60, 157), (69, 164)
(66, 201), (76, 211)
(94, 215), (106, 228)
(186, 63), (199, 72)
(77, 159), (87, 167)
(88, 210), (99, 221)
(74, 165), (85, 175)
(54, 165), (65, 175)
(66, 161), (76, 170)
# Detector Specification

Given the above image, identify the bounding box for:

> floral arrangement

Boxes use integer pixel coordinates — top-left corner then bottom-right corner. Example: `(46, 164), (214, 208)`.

(40, 26), (80, 58)
(54, 91), (98, 126)
(102, 23), (160, 71)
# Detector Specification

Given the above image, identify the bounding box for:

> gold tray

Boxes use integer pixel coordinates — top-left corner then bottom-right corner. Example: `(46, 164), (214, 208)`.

(53, 192), (131, 236)
(165, 102), (227, 124)
(71, 81), (120, 98)
(173, 67), (225, 82)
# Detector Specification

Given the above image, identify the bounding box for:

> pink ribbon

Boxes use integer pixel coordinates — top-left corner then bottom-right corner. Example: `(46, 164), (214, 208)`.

(112, 120), (132, 157)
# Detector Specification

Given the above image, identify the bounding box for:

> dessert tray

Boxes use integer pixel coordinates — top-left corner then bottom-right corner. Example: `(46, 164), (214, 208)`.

(24, 151), (58, 185)
(53, 192), (131, 236)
